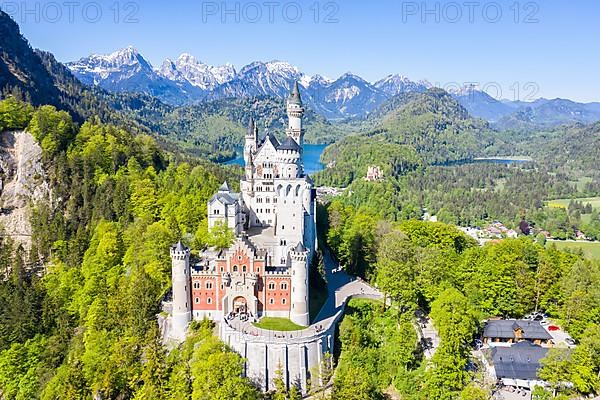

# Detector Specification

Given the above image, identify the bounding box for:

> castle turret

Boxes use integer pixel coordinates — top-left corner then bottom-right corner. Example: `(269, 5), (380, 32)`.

(170, 241), (191, 341)
(289, 242), (309, 326)
(286, 82), (305, 148)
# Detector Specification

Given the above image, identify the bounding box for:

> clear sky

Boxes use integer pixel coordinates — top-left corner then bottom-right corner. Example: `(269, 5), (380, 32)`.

(5, 0), (600, 102)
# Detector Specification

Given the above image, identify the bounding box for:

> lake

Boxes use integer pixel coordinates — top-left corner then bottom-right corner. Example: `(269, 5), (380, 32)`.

(222, 144), (328, 175)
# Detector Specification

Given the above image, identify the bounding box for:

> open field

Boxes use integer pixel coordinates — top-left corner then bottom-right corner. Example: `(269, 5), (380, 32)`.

(547, 197), (600, 210)
(574, 177), (593, 192)
(253, 317), (305, 331)
(547, 240), (600, 260)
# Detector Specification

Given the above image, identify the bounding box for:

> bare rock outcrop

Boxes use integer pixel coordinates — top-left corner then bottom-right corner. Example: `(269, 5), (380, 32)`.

(0, 130), (51, 253)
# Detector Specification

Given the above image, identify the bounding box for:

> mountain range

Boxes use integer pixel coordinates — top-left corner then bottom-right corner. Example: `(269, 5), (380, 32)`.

(66, 47), (600, 127)
(66, 48), (432, 120)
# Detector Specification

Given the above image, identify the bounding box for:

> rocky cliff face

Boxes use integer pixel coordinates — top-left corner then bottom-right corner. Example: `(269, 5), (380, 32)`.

(0, 130), (51, 253)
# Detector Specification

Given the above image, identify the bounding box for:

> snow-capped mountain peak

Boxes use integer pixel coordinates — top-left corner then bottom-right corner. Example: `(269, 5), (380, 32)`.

(67, 48), (434, 119)
(374, 73), (430, 96)
(157, 53), (236, 90)
(66, 46), (155, 86)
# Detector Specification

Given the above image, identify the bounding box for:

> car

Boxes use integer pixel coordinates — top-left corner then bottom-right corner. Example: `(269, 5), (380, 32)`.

(565, 338), (576, 346)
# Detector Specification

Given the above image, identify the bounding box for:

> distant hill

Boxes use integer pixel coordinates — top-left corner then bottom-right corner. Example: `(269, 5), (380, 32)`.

(313, 89), (506, 187)
(493, 98), (600, 130)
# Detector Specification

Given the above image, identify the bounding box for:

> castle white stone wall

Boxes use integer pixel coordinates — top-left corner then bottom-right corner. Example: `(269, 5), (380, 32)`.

(220, 320), (335, 393)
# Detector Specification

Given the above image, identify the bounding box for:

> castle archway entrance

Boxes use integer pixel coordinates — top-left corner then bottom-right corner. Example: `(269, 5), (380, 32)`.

(233, 296), (247, 314)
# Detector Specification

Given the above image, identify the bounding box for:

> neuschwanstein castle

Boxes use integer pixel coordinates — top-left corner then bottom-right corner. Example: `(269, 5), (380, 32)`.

(169, 83), (317, 341)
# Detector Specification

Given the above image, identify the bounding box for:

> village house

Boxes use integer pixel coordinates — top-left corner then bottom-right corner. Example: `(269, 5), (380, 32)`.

(483, 319), (553, 346)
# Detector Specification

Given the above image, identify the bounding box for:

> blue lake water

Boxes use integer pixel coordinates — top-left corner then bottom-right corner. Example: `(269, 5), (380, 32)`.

(222, 144), (328, 175)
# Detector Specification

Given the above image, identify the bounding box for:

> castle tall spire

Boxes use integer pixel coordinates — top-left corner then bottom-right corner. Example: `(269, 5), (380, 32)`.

(289, 81), (302, 105)
(247, 117), (255, 134)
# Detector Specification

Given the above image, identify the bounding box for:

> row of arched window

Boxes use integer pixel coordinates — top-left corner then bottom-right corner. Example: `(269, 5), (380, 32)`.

(267, 282), (288, 290)
(268, 298), (287, 305)
(232, 265), (249, 272)
(194, 296), (212, 304)
(277, 184), (303, 197)
(193, 281), (213, 289)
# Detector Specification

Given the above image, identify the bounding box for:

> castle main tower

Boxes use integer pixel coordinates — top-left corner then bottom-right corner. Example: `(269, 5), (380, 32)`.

(286, 82), (305, 148)
(170, 242), (191, 341)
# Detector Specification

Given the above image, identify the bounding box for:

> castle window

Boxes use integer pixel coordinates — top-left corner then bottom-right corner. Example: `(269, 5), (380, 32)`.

(266, 198), (271, 203)
(282, 298), (287, 305)
(281, 283), (288, 290)
(206, 282), (213, 289)
(269, 298), (274, 305)
(207, 298), (212, 304)
(214, 209), (220, 215)
(195, 297), (200, 304)
(193, 282), (200, 289)
(242, 265), (247, 272)
(233, 265), (238, 272)
(268, 281), (276, 290)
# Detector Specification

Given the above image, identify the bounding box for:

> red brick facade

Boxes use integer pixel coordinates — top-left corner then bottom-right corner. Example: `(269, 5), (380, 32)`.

(191, 243), (291, 316)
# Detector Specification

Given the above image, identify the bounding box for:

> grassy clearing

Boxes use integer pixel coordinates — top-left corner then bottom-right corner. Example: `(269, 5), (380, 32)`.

(253, 317), (305, 331)
(547, 197), (600, 210)
(574, 177), (593, 192)
(547, 240), (600, 260)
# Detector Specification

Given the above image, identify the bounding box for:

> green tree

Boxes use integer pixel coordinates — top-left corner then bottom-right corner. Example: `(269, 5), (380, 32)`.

(0, 97), (34, 130)
(333, 364), (381, 400)
(376, 230), (419, 313)
(539, 348), (572, 397)
(207, 220), (235, 251)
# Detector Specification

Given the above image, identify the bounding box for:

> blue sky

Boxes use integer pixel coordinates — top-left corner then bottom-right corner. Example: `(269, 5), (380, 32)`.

(6, 0), (600, 102)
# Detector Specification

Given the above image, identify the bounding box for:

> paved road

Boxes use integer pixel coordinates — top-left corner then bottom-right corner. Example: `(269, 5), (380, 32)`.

(315, 247), (381, 322)
(420, 317), (441, 359)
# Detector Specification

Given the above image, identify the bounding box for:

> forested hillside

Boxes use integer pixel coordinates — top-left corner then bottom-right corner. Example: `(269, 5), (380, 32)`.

(315, 89), (505, 187)
(322, 206), (600, 399)
(104, 93), (348, 160)
(314, 86), (600, 238)
(0, 98), (272, 398)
